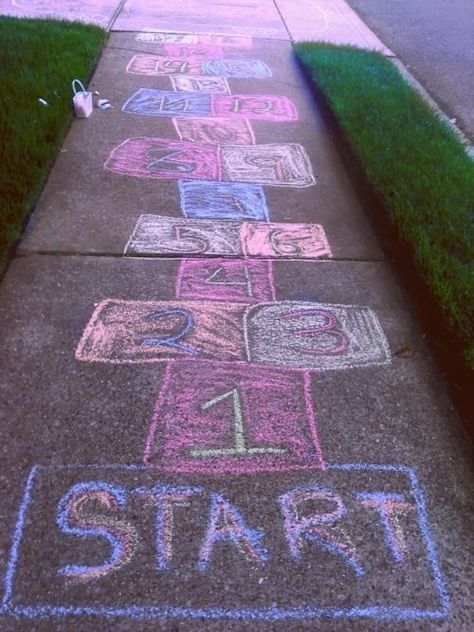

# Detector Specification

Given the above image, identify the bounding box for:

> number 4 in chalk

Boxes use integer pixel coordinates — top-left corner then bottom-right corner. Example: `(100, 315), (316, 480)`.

(205, 266), (253, 297)
(190, 388), (286, 458)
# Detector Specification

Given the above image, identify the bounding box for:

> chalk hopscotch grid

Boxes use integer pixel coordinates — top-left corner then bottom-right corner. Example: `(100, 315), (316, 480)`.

(124, 216), (330, 258)
(121, 90), (298, 122)
(134, 32), (254, 49)
(142, 363), (325, 473)
(175, 259), (277, 303)
(0, 463), (449, 621)
(73, 299), (391, 370)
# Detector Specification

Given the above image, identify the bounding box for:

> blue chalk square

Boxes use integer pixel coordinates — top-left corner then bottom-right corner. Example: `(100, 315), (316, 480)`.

(179, 181), (269, 220)
(122, 89), (212, 117)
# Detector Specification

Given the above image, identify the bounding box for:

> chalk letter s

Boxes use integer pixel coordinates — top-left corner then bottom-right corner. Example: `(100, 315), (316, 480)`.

(56, 482), (139, 581)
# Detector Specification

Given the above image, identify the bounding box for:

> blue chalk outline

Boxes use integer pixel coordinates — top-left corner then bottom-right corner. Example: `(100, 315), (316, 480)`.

(1, 463), (450, 621)
(179, 181), (270, 221)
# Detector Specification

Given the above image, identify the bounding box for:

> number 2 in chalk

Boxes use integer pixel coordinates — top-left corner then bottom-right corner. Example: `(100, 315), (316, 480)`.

(141, 308), (197, 356)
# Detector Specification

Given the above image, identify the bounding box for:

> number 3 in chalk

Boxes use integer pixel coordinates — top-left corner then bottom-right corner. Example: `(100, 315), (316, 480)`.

(285, 309), (348, 355)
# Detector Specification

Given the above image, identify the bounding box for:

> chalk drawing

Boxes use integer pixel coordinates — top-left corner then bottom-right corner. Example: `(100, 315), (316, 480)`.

(105, 138), (219, 182)
(198, 493), (268, 571)
(3, 464), (449, 620)
(125, 216), (241, 256)
(356, 492), (414, 564)
(203, 59), (272, 79)
(213, 94), (297, 121)
(126, 55), (203, 76)
(107, 138), (314, 187)
(134, 32), (253, 48)
(122, 90), (213, 118)
(135, 32), (198, 44)
(175, 259), (275, 302)
(143, 362), (324, 473)
(126, 55), (271, 78)
(245, 301), (391, 371)
(220, 144), (315, 187)
(56, 482), (139, 582)
(125, 216), (330, 258)
(242, 222), (332, 258)
(134, 486), (203, 571)
(178, 181), (267, 220)
(122, 90), (297, 122)
(279, 485), (363, 576)
(163, 44), (224, 59)
(173, 118), (255, 145)
(170, 76), (230, 94)
(75, 299), (246, 364)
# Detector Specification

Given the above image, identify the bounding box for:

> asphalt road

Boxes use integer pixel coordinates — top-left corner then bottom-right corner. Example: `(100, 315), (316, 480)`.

(346, 0), (474, 143)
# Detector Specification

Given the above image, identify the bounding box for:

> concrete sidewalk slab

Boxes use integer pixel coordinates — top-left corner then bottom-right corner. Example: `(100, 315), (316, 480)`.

(19, 35), (382, 261)
(274, 0), (392, 53)
(0, 0), (121, 28)
(112, 0), (288, 39)
(0, 254), (472, 628)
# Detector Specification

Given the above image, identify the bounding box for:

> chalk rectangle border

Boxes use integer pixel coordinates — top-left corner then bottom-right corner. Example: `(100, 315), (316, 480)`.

(1, 463), (450, 621)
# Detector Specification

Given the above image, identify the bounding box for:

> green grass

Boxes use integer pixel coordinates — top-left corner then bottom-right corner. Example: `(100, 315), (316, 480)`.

(294, 42), (474, 369)
(0, 16), (105, 270)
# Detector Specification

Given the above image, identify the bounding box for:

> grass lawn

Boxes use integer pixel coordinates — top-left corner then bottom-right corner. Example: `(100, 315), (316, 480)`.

(294, 43), (474, 370)
(0, 16), (105, 271)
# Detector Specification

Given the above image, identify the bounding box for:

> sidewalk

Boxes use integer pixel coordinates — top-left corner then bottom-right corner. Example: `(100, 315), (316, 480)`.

(0, 0), (473, 629)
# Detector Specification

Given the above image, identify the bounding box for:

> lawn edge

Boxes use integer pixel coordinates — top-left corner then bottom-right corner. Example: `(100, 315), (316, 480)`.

(293, 45), (474, 432)
(0, 17), (108, 280)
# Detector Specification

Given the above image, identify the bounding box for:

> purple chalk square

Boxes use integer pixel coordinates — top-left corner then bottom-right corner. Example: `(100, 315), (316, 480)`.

(144, 362), (324, 474)
(176, 259), (275, 303)
(105, 137), (219, 181)
(178, 181), (268, 220)
(122, 89), (213, 118)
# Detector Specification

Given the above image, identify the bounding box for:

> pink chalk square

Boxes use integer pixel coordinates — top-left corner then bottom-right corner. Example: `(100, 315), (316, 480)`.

(104, 137), (220, 181)
(164, 43), (224, 58)
(126, 54), (203, 76)
(173, 117), (254, 145)
(144, 362), (324, 473)
(176, 259), (275, 302)
(212, 94), (298, 121)
(170, 76), (230, 94)
(242, 222), (332, 258)
(75, 299), (247, 364)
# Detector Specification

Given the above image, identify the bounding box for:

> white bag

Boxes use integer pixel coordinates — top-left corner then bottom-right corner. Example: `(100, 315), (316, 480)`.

(72, 79), (93, 118)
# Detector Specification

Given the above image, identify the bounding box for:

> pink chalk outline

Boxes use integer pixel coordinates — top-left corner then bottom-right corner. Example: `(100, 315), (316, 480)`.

(241, 222), (332, 259)
(213, 94), (298, 122)
(75, 299), (247, 364)
(173, 117), (255, 145)
(105, 137), (220, 182)
(143, 361), (325, 474)
(175, 258), (276, 302)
